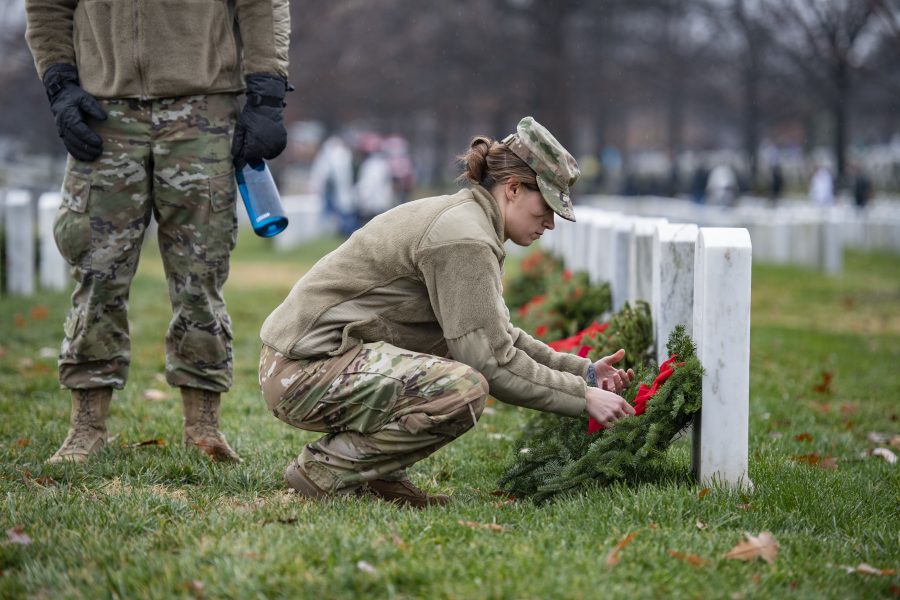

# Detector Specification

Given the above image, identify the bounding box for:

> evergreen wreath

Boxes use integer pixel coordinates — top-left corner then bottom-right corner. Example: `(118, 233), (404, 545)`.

(498, 325), (703, 503)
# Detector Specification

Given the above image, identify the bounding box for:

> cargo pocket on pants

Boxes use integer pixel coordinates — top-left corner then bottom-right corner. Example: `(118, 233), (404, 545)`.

(54, 172), (92, 266)
(176, 316), (230, 368)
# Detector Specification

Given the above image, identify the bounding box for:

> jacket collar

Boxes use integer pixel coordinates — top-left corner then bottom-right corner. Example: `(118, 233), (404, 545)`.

(470, 185), (505, 246)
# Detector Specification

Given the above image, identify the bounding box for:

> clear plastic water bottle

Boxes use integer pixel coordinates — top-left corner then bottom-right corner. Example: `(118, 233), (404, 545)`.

(235, 160), (289, 238)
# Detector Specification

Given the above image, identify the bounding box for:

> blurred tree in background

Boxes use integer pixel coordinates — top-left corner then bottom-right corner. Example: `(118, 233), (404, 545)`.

(1, 0), (898, 191)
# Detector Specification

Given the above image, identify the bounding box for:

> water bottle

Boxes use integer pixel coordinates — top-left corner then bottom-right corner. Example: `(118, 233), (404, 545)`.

(235, 160), (289, 238)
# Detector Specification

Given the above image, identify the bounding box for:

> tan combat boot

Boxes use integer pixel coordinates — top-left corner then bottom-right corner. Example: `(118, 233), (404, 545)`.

(47, 388), (112, 464)
(181, 387), (242, 462)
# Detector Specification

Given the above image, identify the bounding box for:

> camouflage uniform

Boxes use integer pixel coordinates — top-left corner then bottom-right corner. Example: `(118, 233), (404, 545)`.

(56, 94), (238, 392)
(259, 342), (488, 493)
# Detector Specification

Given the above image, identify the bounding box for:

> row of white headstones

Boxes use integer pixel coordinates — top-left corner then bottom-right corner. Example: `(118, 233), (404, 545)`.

(542, 208), (753, 491)
(583, 194), (900, 274)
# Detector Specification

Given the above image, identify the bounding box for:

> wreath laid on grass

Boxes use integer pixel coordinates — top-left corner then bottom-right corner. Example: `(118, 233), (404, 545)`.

(498, 325), (704, 503)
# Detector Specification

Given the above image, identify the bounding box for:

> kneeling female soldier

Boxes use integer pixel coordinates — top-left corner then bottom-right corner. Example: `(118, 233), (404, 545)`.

(259, 117), (634, 507)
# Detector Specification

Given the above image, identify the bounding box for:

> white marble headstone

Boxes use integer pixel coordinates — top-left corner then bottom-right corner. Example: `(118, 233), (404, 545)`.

(629, 218), (667, 306)
(611, 221), (633, 311)
(38, 192), (68, 290)
(691, 227), (752, 490)
(5, 190), (35, 296)
(652, 223), (698, 364)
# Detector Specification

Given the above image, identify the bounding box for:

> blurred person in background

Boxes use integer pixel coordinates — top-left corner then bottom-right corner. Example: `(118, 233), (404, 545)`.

(851, 163), (873, 209)
(382, 135), (416, 204)
(310, 133), (356, 236)
(809, 164), (834, 207)
(354, 133), (396, 226)
(25, 0), (292, 464)
(258, 117), (635, 508)
(706, 163), (738, 206)
(769, 163), (784, 205)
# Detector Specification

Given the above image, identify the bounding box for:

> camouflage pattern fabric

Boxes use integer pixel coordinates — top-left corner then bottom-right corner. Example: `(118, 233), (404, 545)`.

(55, 94), (239, 391)
(259, 341), (489, 493)
(502, 116), (580, 222)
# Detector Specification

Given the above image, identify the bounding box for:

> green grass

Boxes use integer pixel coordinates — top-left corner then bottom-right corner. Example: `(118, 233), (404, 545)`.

(1, 232), (899, 599)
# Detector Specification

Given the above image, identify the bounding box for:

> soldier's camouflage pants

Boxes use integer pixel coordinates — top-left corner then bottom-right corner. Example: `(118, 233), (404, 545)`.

(55, 94), (238, 391)
(259, 341), (488, 493)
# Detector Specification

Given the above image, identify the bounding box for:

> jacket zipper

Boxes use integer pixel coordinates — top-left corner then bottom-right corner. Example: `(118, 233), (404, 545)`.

(133, 0), (147, 99)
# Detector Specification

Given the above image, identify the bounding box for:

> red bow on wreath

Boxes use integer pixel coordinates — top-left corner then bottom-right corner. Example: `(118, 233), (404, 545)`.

(588, 354), (682, 434)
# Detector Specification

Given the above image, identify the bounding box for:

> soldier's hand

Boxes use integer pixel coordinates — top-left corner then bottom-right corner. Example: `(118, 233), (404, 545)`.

(592, 349), (634, 394)
(43, 64), (107, 162)
(585, 387), (635, 429)
(232, 73), (289, 169)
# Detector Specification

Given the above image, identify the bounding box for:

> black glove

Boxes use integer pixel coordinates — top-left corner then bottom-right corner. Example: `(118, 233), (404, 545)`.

(231, 73), (289, 169)
(42, 64), (107, 162)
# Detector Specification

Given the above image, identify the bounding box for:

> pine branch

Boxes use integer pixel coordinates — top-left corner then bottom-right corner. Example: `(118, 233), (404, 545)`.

(499, 326), (703, 503)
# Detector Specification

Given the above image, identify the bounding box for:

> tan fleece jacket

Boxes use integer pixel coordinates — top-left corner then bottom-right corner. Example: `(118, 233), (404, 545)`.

(260, 186), (592, 417)
(25, 0), (290, 99)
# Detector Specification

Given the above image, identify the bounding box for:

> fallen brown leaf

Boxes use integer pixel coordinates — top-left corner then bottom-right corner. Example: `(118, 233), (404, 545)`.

(489, 490), (516, 500)
(390, 531), (407, 550)
(265, 517), (297, 525)
(818, 457), (838, 470)
(6, 525), (32, 546)
(792, 453), (838, 470)
(699, 487), (711, 498)
(13, 314), (26, 328)
(837, 563), (897, 576)
(812, 371), (834, 394)
(184, 580), (205, 600)
(30, 305), (49, 321)
(457, 520), (505, 533)
(605, 531), (637, 567)
(131, 438), (167, 447)
(15, 438), (32, 447)
(810, 401), (831, 414)
(22, 472), (57, 489)
(668, 549), (708, 567)
(794, 433), (813, 442)
(724, 531), (779, 564)
(840, 403), (858, 416)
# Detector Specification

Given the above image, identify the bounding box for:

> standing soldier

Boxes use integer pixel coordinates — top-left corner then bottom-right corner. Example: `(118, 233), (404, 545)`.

(25, 0), (292, 463)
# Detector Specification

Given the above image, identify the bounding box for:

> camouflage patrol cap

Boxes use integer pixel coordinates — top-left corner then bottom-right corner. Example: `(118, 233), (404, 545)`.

(502, 116), (580, 222)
